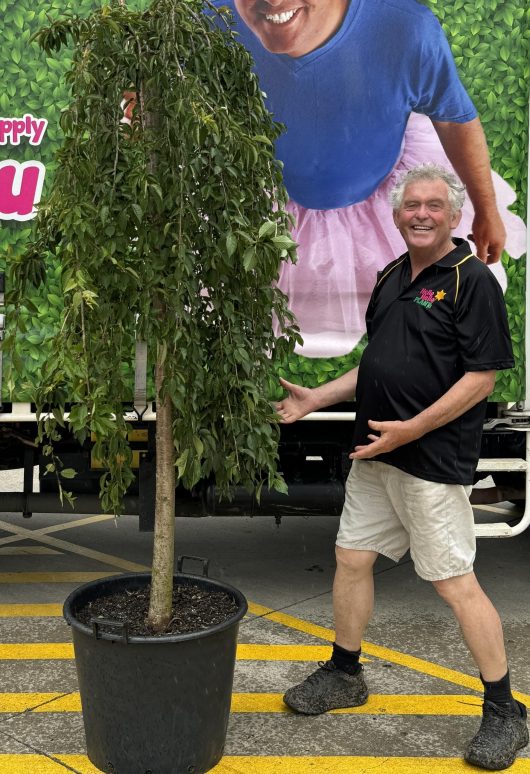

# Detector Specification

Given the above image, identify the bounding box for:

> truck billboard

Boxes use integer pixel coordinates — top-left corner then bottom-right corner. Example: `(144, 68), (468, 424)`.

(0, 0), (528, 526)
(0, 0), (527, 403)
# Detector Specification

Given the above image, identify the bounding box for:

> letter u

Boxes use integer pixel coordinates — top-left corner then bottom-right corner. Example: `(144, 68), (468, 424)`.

(0, 160), (45, 221)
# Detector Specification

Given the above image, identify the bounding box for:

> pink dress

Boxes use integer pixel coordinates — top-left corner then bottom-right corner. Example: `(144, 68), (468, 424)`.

(276, 113), (526, 358)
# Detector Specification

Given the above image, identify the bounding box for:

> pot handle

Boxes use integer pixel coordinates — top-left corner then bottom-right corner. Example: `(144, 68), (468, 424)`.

(176, 555), (210, 577)
(91, 618), (129, 643)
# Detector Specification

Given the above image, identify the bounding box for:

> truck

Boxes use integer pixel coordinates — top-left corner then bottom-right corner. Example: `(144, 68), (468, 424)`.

(0, 0), (528, 538)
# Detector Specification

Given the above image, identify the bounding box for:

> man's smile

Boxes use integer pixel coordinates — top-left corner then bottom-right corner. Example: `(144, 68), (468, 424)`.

(265, 8), (300, 24)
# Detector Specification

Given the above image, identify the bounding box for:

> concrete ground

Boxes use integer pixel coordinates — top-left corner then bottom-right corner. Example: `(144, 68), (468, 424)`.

(0, 468), (528, 772)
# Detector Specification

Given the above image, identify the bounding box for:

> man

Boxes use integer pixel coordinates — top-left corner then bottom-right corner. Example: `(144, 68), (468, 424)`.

(276, 164), (528, 770)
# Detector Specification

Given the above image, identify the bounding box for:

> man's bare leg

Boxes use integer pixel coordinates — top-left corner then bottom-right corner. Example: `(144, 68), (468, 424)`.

(282, 546), (376, 714)
(433, 572), (529, 769)
(432, 571), (507, 680)
(333, 546), (379, 650)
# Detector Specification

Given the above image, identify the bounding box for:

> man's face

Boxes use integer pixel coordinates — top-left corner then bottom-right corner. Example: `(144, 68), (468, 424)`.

(234, 0), (349, 57)
(393, 179), (462, 255)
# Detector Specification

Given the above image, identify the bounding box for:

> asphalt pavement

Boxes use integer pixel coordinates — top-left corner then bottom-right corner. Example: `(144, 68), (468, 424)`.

(0, 467), (528, 772)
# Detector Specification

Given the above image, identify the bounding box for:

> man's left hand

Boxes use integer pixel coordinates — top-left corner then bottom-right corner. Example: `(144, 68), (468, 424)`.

(469, 209), (506, 264)
(350, 419), (417, 459)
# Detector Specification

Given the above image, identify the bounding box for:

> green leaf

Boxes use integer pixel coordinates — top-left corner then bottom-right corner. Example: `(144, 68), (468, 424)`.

(258, 220), (276, 239)
(243, 246), (256, 271)
(131, 204), (143, 223)
(226, 233), (237, 257)
(272, 235), (296, 248)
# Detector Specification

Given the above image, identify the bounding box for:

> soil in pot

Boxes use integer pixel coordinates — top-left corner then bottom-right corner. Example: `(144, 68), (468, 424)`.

(76, 582), (238, 636)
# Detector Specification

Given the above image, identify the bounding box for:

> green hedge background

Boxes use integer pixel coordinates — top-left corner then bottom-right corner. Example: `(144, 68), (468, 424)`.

(0, 0), (527, 402)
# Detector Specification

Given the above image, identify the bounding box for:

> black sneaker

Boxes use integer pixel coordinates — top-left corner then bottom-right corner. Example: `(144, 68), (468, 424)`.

(464, 700), (529, 770)
(283, 660), (368, 715)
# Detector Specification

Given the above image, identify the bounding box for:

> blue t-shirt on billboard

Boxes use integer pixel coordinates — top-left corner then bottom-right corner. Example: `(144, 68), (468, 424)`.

(210, 0), (477, 210)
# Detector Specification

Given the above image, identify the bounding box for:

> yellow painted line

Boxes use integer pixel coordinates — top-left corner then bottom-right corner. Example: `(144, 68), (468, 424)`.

(3, 756), (524, 774)
(232, 694), (485, 716)
(0, 756), (101, 774)
(0, 692), (484, 715)
(0, 572), (118, 584)
(36, 514), (117, 533)
(0, 693), (75, 712)
(0, 514), (116, 548)
(0, 518), (149, 573)
(247, 602), (530, 704)
(54, 758), (103, 774)
(0, 604), (63, 617)
(237, 644), (368, 662)
(0, 547), (61, 555)
(0, 644), (73, 659)
(211, 758), (530, 773)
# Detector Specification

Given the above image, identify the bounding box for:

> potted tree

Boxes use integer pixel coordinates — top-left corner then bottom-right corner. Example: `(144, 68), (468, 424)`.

(7, 1), (299, 771)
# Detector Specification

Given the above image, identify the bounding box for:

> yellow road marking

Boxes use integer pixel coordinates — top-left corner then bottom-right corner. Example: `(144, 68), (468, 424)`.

(0, 604), (63, 617)
(247, 603), (530, 704)
(0, 518), (148, 573)
(0, 547), (61, 555)
(35, 514), (117, 533)
(55, 756), (104, 773)
(232, 694), (485, 715)
(0, 644), (73, 659)
(237, 644), (368, 662)
(0, 756), (101, 774)
(212, 758), (530, 773)
(0, 757), (524, 774)
(0, 572), (118, 584)
(0, 514), (116, 548)
(0, 693), (76, 712)
(0, 692), (485, 715)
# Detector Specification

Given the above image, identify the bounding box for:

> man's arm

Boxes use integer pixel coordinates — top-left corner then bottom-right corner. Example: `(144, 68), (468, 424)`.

(352, 370), (495, 459)
(275, 368), (358, 424)
(432, 117), (505, 264)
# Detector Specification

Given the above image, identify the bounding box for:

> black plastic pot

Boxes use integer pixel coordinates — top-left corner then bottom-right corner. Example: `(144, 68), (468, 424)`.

(63, 560), (247, 774)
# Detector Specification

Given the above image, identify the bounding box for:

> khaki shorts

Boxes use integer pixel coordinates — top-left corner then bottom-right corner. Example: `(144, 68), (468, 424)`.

(336, 461), (475, 581)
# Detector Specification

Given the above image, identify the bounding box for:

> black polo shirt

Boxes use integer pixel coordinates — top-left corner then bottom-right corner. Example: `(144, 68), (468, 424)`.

(353, 240), (514, 484)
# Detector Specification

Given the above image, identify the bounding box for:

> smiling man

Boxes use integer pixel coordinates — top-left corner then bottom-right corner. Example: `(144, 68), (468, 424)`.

(276, 165), (528, 770)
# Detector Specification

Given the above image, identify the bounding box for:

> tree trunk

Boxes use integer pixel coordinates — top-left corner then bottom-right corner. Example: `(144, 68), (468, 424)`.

(147, 352), (176, 631)
(140, 72), (175, 633)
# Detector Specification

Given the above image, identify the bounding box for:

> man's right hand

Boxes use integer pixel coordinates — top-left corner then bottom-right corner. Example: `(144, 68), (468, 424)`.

(274, 377), (319, 424)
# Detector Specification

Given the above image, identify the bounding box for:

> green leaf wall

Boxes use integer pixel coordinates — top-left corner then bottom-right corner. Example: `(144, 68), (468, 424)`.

(0, 0), (527, 402)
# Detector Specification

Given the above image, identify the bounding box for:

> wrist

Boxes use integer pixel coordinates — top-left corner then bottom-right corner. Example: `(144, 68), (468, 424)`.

(469, 197), (500, 218)
(404, 416), (424, 442)
(311, 386), (329, 411)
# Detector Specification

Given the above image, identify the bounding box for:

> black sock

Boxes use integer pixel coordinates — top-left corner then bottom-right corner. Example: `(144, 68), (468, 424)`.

(481, 670), (515, 707)
(331, 642), (362, 675)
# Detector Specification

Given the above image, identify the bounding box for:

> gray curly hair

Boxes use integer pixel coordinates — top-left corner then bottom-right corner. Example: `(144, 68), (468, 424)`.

(389, 163), (466, 213)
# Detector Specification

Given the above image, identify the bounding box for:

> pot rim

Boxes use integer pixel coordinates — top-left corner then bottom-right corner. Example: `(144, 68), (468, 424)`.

(63, 571), (248, 644)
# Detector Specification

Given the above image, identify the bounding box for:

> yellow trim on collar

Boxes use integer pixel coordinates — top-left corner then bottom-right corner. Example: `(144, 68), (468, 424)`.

(376, 257), (406, 287)
(453, 253), (474, 304)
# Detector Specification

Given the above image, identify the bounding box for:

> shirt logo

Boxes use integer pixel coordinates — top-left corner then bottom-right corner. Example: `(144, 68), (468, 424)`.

(413, 288), (446, 309)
